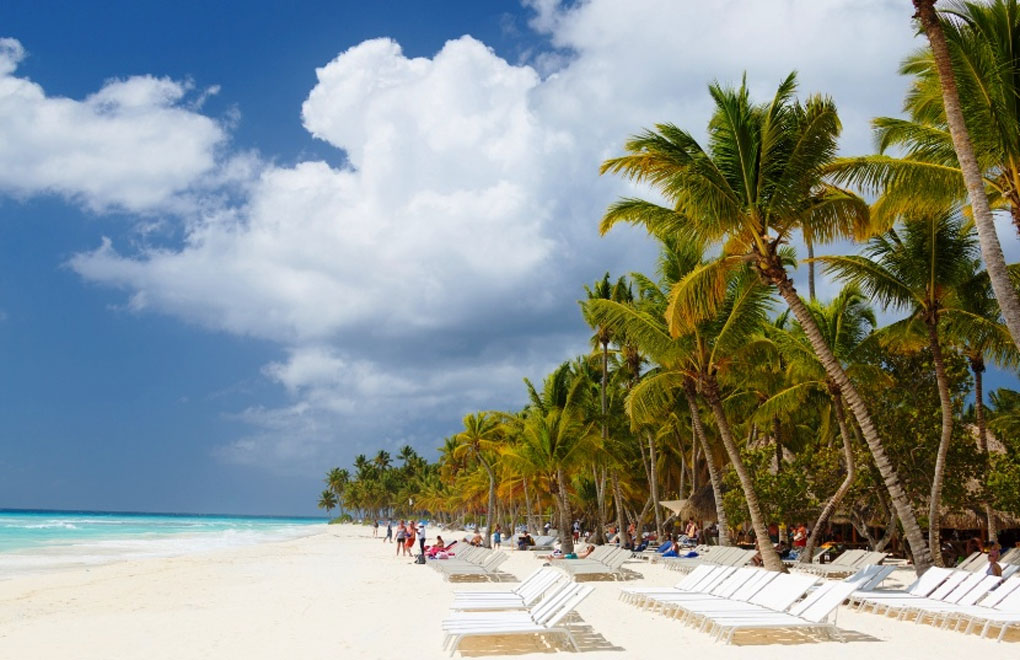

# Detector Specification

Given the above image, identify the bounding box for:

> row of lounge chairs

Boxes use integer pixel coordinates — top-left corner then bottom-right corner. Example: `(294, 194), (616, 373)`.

(619, 563), (870, 643)
(660, 545), (756, 572)
(793, 549), (888, 578)
(442, 569), (594, 656)
(430, 544), (510, 581)
(851, 564), (1020, 641)
(555, 545), (633, 580)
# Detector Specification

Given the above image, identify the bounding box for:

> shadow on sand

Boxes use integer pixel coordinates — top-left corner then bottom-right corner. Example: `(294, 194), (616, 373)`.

(455, 615), (623, 657)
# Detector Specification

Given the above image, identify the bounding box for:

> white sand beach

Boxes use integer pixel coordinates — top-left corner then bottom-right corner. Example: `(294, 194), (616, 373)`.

(0, 524), (1014, 659)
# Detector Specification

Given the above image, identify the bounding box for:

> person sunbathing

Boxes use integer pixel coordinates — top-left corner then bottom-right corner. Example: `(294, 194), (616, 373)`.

(541, 544), (595, 560)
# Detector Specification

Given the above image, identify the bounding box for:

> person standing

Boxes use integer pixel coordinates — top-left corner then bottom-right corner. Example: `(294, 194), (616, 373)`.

(493, 524), (502, 549)
(793, 523), (808, 553)
(395, 521), (407, 556)
(373, 519), (379, 538)
(405, 522), (416, 557)
(384, 519), (393, 543)
(416, 521), (426, 557)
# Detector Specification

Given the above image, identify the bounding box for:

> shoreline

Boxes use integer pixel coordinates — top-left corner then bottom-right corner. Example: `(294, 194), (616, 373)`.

(0, 518), (326, 580)
(1, 523), (1016, 659)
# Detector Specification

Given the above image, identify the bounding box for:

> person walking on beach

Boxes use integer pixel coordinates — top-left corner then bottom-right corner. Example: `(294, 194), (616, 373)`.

(493, 524), (502, 549)
(373, 519), (379, 538)
(395, 521), (407, 556)
(384, 520), (393, 543)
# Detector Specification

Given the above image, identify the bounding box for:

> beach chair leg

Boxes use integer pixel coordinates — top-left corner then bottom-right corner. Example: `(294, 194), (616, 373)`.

(998, 623), (1011, 643)
(565, 630), (579, 652)
(448, 634), (462, 657)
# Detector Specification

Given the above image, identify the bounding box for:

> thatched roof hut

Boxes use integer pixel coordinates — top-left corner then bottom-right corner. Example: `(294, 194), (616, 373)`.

(660, 485), (718, 523)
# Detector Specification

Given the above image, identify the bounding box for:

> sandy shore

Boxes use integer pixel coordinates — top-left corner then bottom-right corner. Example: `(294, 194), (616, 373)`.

(0, 523), (1014, 658)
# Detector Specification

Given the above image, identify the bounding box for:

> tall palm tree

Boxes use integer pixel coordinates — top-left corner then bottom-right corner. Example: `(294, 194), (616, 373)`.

(909, 0), (1020, 354)
(817, 213), (977, 565)
(600, 73), (934, 571)
(453, 412), (504, 548)
(581, 273), (632, 543)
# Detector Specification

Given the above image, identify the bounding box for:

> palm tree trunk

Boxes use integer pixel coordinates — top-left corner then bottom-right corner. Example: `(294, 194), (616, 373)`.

(971, 357), (998, 544)
(703, 377), (783, 571)
(593, 466), (607, 544)
(684, 384), (729, 546)
(647, 430), (663, 539)
(914, 0), (1020, 355)
(807, 237), (816, 301)
(676, 430), (688, 501)
(481, 460), (496, 549)
(595, 340), (611, 545)
(769, 269), (933, 573)
(690, 428), (699, 493)
(556, 468), (575, 554)
(523, 476), (534, 534)
(612, 471), (626, 544)
(801, 392), (856, 563)
(772, 417), (783, 471)
(926, 320), (954, 567)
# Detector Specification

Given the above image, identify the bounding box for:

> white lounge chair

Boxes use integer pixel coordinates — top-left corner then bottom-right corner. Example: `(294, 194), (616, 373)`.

(449, 567), (565, 611)
(700, 579), (860, 644)
(441, 583), (595, 656)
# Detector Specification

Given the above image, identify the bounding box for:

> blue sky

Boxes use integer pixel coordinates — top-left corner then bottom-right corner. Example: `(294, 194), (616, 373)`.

(1, 1), (1017, 516)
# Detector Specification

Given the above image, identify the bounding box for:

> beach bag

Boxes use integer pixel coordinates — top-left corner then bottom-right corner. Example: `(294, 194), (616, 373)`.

(415, 553), (426, 564)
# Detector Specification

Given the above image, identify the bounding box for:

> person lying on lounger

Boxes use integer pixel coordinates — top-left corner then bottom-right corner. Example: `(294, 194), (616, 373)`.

(540, 544), (595, 560)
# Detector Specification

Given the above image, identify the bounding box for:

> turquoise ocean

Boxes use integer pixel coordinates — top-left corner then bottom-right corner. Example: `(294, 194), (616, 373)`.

(0, 509), (325, 576)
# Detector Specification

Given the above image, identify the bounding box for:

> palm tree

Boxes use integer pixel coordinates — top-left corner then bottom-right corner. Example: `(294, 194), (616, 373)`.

(317, 489), (337, 518)
(581, 273), (632, 543)
(908, 0), (1020, 355)
(325, 467), (350, 515)
(599, 73), (934, 571)
(503, 364), (599, 554)
(588, 243), (781, 567)
(817, 213), (977, 565)
(453, 412), (504, 548)
(373, 450), (392, 471)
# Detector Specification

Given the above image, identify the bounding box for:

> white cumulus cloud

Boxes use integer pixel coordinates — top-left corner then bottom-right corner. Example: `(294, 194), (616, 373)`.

(0, 37), (228, 212)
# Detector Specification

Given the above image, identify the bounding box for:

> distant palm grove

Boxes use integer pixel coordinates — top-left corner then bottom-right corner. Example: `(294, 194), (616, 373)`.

(319, 0), (1020, 573)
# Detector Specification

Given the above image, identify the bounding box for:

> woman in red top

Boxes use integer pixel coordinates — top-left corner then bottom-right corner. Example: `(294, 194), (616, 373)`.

(793, 524), (808, 550)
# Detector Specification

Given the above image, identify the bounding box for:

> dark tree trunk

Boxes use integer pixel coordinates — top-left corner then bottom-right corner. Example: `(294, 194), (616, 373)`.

(703, 377), (784, 571)
(684, 384), (729, 546)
